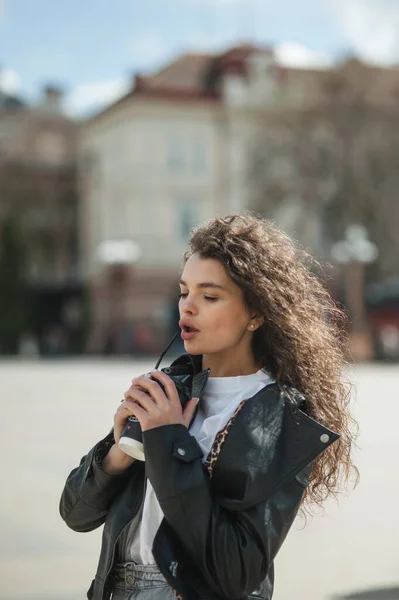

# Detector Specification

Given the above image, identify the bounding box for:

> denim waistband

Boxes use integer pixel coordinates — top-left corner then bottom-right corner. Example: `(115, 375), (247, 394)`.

(112, 562), (169, 589)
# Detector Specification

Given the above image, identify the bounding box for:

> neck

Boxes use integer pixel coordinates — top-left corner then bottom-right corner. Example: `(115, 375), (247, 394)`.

(201, 348), (261, 378)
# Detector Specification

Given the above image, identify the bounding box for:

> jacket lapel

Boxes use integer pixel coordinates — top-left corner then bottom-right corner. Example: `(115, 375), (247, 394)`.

(207, 383), (339, 510)
(163, 355), (339, 510)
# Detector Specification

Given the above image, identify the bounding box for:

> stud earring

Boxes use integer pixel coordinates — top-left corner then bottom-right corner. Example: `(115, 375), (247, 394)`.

(250, 324), (255, 330)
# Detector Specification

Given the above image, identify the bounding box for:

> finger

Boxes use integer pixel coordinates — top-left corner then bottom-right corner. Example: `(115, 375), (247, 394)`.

(124, 385), (151, 399)
(130, 375), (167, 405)
(124, 387), (158, 413)
(182, 397), (199, 428)
(131, 372), (151, 385)
(125, 400), (147, 422)
(117, 398), (142, 415)
(149, 370), (180, 407)
(128, 373), (152, 395)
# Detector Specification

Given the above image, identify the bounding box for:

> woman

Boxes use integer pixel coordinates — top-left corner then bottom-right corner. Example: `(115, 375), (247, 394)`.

(60, 214), (358, 600)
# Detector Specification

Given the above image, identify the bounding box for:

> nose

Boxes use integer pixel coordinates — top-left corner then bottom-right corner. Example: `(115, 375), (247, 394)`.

(180, 295), (198, 316)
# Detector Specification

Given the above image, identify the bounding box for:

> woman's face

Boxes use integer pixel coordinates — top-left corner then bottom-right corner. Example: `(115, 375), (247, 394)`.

(178, 253), (255, 356)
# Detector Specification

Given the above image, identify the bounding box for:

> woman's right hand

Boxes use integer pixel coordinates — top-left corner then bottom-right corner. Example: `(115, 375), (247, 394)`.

(114, 373), (154, 444)
(113, 397), (140, 446)
(102, 397), (141, 475)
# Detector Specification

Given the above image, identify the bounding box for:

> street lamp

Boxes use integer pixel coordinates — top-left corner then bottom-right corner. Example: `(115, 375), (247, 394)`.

(330, 225), (378, 265)
(96, 239), (142, 353)
(96, 240), (141, 265)
(331, 225), (378, 361)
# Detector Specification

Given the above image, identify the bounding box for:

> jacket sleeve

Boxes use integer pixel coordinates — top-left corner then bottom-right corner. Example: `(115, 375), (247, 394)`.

(143, 424), (307, 600)
(59, 431), (138, 533)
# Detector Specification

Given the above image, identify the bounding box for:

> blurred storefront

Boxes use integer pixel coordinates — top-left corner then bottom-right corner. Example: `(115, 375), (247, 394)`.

(0, 86), (86, 355)
(366, 278), (399, 361)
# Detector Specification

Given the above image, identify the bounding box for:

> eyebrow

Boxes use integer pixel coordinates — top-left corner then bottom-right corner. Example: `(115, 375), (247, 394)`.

(179, 279), (226, 291)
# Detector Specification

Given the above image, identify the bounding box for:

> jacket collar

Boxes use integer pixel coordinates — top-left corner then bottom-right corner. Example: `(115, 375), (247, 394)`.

(209, 382), (339, 509)
(164, 353), (210, 401)
(167, 352), (203, 375)
(165, 354), (339, 508)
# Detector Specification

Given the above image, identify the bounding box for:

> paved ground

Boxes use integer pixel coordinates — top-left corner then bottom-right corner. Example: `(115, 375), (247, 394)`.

(0, 359), (398, 600)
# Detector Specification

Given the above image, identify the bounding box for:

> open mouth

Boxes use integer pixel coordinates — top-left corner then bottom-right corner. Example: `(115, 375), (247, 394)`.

(182, 325), (199, 333)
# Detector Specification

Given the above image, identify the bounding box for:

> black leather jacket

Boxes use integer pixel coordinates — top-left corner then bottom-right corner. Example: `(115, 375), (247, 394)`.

(59, 353), (339, 600)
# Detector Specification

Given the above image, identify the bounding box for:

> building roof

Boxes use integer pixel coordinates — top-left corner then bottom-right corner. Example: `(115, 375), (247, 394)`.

(139, 52), (215, 93)
(136, 44), (273, 94)
(86, 42), (399, 123)
(86, 43), (271, 122)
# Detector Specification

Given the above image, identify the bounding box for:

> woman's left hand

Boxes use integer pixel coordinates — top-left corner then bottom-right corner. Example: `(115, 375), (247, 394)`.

(123, 370), (199, 432)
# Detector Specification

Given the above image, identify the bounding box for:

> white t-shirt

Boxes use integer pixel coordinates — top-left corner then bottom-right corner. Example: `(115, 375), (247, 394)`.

(118, 368), (274, 564)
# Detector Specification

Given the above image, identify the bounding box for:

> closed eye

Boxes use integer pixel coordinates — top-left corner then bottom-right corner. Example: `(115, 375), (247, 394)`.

(178, 293), (218, 302)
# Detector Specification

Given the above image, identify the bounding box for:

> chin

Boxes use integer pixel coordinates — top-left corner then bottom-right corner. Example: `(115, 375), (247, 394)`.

(183, 338), (208, 354)
(183, 341), (201, 354)
(183, 339), (222, 356)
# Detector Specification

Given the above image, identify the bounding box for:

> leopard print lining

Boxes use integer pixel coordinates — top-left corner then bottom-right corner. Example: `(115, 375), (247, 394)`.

(172, 591), (183, 600)
(203, 399), (247, 479)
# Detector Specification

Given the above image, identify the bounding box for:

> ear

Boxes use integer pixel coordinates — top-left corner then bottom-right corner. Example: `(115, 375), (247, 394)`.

(248, 318), (264, 332)
(250, 313), (264, 329)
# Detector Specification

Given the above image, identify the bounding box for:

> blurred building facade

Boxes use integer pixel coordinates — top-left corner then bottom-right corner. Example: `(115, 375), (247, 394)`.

(80, 45), (300, 352)
(0, 86), (82, 354)
(80, 44), (399, 354)
(249, 57), (399, 268)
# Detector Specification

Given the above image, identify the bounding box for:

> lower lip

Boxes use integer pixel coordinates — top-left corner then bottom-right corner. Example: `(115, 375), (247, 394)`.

(181, 329), (199, 341)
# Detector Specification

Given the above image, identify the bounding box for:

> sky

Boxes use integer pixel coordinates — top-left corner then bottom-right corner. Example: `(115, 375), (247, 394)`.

(1, 0), (399, 116)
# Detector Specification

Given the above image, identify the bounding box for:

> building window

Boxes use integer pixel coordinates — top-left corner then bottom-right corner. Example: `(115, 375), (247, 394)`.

(192, 136), (207, 174)
(175, 196), (198, 242)
(223, 74), (246, 106)
(167, 135), (184, 172)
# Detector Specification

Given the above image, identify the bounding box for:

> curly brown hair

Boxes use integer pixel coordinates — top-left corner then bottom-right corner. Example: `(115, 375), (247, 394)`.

(184, 213), (358, 511)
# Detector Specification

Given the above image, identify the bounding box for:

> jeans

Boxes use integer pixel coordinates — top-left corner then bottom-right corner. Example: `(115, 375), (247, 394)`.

(111, 562), (176, 600)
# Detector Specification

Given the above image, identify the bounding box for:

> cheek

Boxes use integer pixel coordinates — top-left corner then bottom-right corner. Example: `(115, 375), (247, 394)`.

(207, 303), (247, 334)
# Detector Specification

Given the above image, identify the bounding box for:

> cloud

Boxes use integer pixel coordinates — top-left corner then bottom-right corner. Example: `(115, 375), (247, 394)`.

(0, 68), (22, 94)
(275, 42), (333, 69)
(65, 78), (130, 117)
(65, 28), (229, 117)
(66, 31), (172, 116)
(188, 33), (236, 53)
(129, 30), (170, 69)
(190, 0), (399, 65)
(333, 0), (399, 63)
